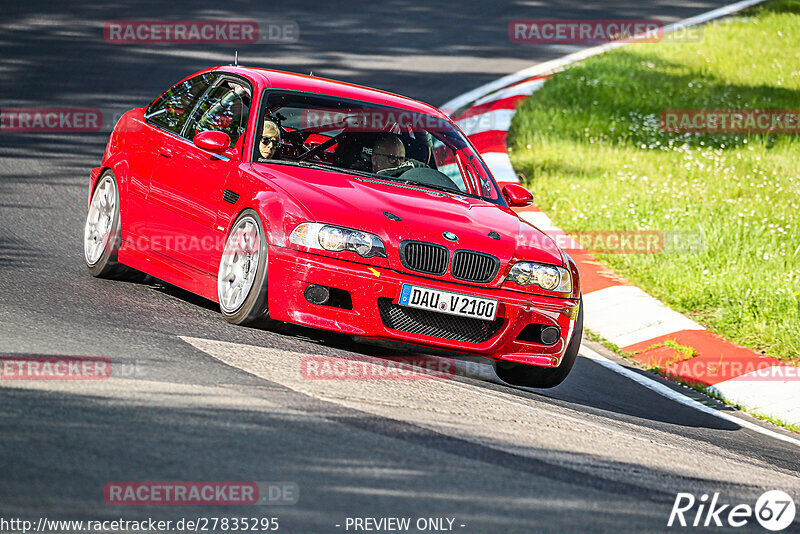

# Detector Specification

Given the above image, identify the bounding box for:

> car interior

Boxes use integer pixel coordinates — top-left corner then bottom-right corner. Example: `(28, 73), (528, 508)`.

(250, 93), (497, 197)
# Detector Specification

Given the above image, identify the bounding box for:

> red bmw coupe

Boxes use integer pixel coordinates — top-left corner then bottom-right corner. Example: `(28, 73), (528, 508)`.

(84, 66), (582, 387)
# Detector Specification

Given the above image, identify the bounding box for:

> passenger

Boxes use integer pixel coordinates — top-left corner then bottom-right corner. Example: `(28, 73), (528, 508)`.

(370, 134), (405, 172)
(259, 120), (281, 159)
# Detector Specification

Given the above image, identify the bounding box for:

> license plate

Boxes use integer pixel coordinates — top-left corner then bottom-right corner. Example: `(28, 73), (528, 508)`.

(398, 284), (498, 321)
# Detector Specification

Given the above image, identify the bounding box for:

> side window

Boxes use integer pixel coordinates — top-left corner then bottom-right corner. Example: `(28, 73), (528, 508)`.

(184, 81), (250, 147)
(145, 73), (215, 134)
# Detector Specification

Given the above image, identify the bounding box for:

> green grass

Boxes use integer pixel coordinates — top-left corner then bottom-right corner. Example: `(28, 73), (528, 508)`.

(508, 0), (800, 364)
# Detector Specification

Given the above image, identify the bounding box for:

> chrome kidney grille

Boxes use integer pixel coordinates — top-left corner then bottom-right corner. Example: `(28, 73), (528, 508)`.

(399, 241), (449, 275)
(451, 250), (501, 283)
(398, 241), (500, 283)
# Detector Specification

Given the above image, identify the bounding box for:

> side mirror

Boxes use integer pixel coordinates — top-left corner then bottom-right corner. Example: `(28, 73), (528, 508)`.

(502, 183), (534, 207)
(193, 131), (230, 154)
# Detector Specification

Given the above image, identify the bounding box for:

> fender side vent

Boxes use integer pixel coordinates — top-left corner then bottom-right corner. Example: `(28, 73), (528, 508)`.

(222, 189), (240, 205)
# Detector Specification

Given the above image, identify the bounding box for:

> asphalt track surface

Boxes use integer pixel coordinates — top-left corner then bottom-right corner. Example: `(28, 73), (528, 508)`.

(1, 1), (799, 532)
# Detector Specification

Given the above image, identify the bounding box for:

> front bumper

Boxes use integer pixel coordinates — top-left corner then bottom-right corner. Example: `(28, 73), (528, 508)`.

(267, 246), (580, 367)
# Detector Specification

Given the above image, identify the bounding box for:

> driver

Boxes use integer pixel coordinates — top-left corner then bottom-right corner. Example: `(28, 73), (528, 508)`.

(258, 120), (281, 159)
(370, 134), (405, 172)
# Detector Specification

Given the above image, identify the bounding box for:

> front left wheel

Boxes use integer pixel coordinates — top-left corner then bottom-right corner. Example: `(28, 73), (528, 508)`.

(217, 209), (273, 326)
(495, 298), (583, 389)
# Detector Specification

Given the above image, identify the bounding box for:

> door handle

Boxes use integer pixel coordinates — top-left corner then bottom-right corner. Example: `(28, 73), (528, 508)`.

(159, 149), (173, 158)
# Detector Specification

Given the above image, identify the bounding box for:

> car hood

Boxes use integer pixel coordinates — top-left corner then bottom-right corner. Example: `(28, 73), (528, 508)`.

(252, 164), (564, 272)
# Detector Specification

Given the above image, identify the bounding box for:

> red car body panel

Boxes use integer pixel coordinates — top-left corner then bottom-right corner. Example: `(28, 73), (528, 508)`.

(90, 66), (581, 367)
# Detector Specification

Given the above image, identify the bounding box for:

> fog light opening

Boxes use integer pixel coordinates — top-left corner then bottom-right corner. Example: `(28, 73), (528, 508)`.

(540, 326), (560, 346)
(304, 284), (330, 305)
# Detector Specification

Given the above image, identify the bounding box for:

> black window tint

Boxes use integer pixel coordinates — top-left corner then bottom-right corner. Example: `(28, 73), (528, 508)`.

(185, 82), (250, 147)
(145, 73), (215, 134)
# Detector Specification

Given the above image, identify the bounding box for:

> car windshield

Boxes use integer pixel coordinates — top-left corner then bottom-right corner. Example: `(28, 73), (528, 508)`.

(253, 90), (503, 204)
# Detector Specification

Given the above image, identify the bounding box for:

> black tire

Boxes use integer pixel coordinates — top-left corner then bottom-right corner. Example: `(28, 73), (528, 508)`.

(83, 170), (137, 280)
(495, 298), (583, 388)
(217, 209), (275, 326)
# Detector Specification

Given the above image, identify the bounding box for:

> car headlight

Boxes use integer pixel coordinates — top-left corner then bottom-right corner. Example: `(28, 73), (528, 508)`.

(289, 222), (387, 259)
(506, 261), (571, 292)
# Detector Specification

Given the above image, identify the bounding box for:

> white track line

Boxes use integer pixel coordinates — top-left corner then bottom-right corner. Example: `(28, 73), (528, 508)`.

(579, 346), (800, 448)
(441, 0), (768, 113)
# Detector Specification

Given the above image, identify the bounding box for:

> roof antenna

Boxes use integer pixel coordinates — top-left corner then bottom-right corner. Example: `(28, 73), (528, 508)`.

(234, 50), (239, 67)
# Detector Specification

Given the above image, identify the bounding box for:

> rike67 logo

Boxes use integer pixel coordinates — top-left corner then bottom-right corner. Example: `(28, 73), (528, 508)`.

(668, 490), (796, 531)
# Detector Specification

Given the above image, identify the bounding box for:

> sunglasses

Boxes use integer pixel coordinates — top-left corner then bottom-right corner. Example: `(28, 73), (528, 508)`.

(261, 136), (279, 146)
(373, 153), (405, 165)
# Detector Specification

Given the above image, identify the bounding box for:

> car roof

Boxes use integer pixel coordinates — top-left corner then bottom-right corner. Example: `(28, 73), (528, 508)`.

(202, 66), (448, 119)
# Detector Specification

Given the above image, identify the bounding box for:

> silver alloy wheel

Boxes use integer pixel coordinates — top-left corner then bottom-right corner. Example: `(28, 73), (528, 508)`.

(218, 216), (262, 313)
(83, 175), (117, 266)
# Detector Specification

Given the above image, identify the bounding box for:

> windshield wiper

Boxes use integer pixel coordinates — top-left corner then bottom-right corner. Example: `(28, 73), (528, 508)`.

(388, 178), (461, 195)
(264, 159), (376, 179)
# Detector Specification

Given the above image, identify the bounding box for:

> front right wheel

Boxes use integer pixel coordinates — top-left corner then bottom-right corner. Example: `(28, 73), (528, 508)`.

(84, 170), (136, 279)
(495, 298), (583, 388)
